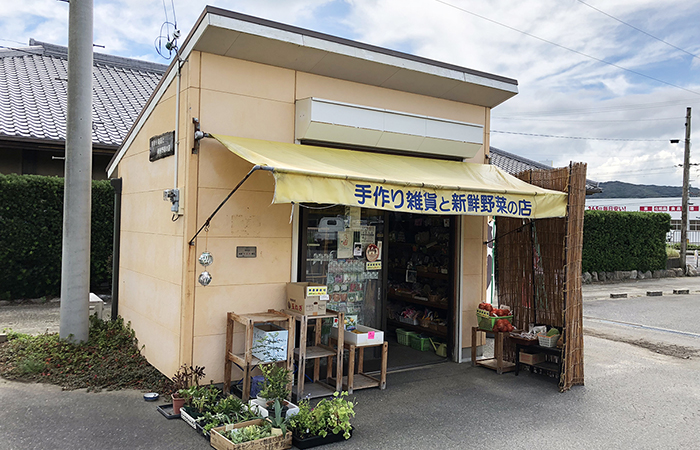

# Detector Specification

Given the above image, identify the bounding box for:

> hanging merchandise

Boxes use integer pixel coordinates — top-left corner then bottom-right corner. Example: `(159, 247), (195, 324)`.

(199, 251), (213, 267)
(198, 271), (212, 286)
(198, 228), (213, 286)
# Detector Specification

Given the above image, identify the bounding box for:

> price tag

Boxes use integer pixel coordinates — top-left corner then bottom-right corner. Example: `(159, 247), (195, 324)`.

(368, 331), (375, 339)
(366, 261), (381, 271)
(320, 294), (329, 301)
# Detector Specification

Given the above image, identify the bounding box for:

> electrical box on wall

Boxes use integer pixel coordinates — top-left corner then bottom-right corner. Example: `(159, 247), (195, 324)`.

(163, 188), (180, 214)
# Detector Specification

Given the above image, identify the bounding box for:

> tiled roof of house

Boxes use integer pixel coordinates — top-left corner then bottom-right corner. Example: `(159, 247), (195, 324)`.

(490, 146), (601, 194)
(0, 39), (166, 148)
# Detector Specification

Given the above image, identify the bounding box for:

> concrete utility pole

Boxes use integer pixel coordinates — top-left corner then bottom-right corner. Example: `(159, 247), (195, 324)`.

(60, 0), (93, 342)
(681, 107), (692, 273)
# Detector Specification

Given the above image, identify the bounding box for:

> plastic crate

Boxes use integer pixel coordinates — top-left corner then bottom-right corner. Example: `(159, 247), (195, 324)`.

(476, 309), (513, 331)
(409, 334), (431, 351)
(396, 328), (416, 346)
(537, 333), (560, 347)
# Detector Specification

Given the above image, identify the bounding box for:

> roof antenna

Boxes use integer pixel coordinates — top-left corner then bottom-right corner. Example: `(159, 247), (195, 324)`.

(154, 0), (179, 60)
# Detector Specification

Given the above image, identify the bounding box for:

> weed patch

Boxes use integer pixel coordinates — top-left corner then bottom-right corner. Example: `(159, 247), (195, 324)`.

(0, 315), (173, 393)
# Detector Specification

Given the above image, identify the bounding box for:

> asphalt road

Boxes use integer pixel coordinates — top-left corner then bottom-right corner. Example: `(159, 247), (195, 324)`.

(2, 278), (700, 449)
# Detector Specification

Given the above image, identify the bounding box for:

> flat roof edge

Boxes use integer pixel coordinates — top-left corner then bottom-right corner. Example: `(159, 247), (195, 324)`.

(201, 6), (517, 87)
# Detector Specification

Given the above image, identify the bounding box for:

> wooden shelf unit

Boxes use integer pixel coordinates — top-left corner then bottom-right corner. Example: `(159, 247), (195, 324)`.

(223, 310), (294, 402)
(388, 292), (448, 310)
(471, 327), (515, 374)
(514, 343), (563, 379)
(284, 309), (345, 401)
(330, 339), (388, 394)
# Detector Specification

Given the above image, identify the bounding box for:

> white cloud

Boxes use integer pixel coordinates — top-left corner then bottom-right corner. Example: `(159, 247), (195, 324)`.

(4, 0), (700, 186)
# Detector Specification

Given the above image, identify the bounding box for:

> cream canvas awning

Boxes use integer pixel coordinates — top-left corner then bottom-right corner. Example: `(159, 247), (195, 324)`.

(212, 135), (568, 219)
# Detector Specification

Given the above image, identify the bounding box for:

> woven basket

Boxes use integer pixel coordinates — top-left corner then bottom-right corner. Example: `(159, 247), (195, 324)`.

(537, 333), (560, 347)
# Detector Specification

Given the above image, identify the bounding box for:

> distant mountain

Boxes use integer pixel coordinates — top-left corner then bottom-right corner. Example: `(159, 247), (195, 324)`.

(589, 181), (700, 198)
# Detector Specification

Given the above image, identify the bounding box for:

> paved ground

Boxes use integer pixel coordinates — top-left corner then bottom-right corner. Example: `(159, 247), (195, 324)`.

(2, 278), (700, 449)
(2, 334), (699, 450)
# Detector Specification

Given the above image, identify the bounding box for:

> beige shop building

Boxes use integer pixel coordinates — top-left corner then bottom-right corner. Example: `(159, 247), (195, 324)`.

(107, 7), (568, 383)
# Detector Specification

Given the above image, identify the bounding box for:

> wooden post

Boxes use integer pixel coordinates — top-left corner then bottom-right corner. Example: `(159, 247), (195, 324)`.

(223, 313), (234, 395)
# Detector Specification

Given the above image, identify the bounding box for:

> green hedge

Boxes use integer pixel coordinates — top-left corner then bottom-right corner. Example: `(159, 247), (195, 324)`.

(0, 174), (114, 300)
(582, 210), (670, 273)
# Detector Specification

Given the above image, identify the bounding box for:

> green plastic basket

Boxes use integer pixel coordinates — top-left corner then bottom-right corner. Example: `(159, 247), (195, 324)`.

(396, 328), (416, 346)
(476, 309), (513, 331)
(409, 334), (432, 351)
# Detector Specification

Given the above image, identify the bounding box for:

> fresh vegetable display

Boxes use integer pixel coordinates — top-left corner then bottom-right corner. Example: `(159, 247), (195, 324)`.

(492, 319), (514, 332)
(477, 303), (515, 332)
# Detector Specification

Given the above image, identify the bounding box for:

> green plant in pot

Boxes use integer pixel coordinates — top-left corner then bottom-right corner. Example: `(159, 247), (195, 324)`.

(287, 391), (355, 444)
(266, 399), (289, 436)
(258, 363), (293, 417)
(180, 382), (220, 414)
(171, 364), (205, 415)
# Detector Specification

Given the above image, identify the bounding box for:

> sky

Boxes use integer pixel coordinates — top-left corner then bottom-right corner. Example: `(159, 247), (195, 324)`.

(2, 0), (700, 187)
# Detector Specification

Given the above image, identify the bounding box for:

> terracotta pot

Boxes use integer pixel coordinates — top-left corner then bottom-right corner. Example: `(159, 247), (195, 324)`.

(172, 393), (186, 415)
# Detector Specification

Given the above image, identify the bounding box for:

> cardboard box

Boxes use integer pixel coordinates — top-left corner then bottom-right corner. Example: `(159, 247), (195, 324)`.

(252, 323), (288, 363)
(286, 282), (328, 316)
(519, 351), (545, 366)
(331, 324), (384, 346)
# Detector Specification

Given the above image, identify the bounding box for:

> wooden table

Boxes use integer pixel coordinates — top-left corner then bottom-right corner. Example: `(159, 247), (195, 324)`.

(471, 327), (515, 374)
(331, 339), (388, 394)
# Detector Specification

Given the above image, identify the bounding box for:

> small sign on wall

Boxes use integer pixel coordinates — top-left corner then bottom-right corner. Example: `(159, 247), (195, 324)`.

(236, 246), (257, 258)
(149, 131), (175, 162)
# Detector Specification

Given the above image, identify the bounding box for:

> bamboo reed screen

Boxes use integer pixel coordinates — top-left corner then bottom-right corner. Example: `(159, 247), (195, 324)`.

(496, 163), (586, 391)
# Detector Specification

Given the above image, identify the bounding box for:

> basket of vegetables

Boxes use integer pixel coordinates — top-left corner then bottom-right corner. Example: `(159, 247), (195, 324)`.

(537, 328), (561, 347)
(476, 303), (514, 332)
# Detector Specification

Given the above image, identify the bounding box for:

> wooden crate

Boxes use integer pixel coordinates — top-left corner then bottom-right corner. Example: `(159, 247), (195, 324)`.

(210, 419), (292, 450)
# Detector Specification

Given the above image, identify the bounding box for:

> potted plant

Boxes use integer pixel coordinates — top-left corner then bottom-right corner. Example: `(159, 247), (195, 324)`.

(171, 364), (205, 415)
(266, 399), (289, 436)
(287, 391), (355, 449)
(196, 396), (262, 439)
(180, 383), (220, 429)
(255, 363), (296, 418)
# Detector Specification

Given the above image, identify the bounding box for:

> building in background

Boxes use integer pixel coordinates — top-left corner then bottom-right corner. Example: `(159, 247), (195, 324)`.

(0, 40), (166, 179)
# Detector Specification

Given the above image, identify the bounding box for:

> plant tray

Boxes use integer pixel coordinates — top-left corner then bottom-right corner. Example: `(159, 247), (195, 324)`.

(156, 404), (180, 419)
(409, 334), (431, 351)
(476, 309), (513, 331)
(395, 328), (416, 346)
(291, 427), (353, 449)
(210, 419), (292, 450)
(181, 407), (199, 429)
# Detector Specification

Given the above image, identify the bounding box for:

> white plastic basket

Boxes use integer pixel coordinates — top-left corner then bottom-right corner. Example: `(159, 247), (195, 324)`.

(537, 333), (560, 347)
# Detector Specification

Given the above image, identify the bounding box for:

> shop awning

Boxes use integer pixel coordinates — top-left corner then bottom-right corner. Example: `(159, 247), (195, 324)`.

(212, 135), (568, 219)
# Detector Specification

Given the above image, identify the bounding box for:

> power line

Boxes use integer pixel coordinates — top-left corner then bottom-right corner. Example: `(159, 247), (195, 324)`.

(491, 130), (670, 141)
(494, 98), (700, 117)
(576, 0), (700, 61)
(432, 0), (700, 97)
(492, 116), (682, 123)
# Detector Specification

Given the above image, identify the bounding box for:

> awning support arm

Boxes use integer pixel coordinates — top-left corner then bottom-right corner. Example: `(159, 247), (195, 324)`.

(484, 218), (536, 245)
(188, 165), (274, 246)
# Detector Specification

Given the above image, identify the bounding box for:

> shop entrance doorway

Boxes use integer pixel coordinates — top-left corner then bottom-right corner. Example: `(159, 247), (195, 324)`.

(299, 206), (456, 373)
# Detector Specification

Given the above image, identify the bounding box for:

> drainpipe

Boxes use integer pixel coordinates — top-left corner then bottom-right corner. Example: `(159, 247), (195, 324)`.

(174, 60), (181, 198)
(110, 178), (122, 320)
